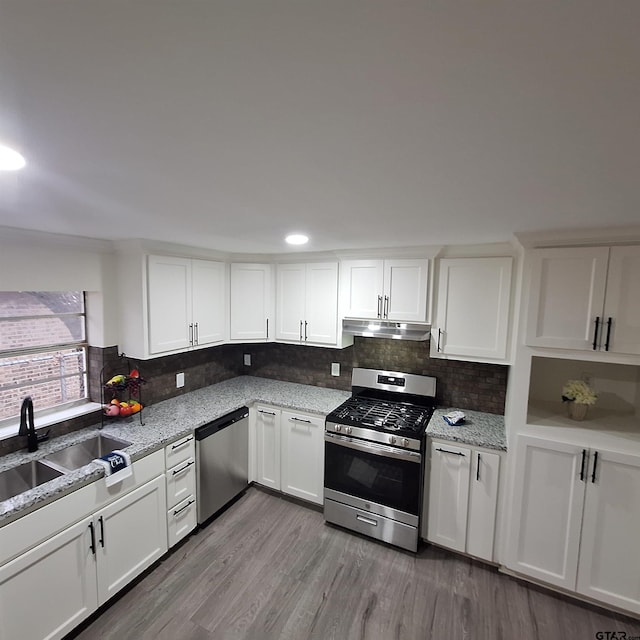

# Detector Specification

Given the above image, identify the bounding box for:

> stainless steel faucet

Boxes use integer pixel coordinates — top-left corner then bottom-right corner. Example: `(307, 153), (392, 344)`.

(18, 396), (48, 452)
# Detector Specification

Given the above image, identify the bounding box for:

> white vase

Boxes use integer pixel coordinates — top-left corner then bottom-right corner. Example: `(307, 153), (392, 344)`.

(567, 402), (589, 421)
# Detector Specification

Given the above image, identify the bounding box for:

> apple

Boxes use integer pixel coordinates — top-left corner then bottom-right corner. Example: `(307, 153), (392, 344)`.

(129, 369), (140, 378)
(103, 404), (120, 416)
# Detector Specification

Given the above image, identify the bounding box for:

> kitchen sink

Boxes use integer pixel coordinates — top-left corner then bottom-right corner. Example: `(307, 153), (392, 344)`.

(44, 434), (132, 471)
(0, 460), (65, 502)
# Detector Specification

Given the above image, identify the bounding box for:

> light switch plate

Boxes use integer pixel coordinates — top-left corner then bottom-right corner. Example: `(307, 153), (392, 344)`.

(176, 372), (185, 388)
(244, 354), (251, 366)
(331, 362), (340, 377)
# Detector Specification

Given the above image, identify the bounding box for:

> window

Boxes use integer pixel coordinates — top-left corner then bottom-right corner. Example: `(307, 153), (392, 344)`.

(0, 291), (88, 424)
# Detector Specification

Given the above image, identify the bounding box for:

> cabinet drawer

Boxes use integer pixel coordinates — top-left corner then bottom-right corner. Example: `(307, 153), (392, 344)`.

(166, 457), (196, 508)
(165, 434), (195, 468)
(167, 496), (197, 547)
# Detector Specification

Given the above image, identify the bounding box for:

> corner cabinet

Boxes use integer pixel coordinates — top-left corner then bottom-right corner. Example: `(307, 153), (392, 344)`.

(253, 405), (324, 506)
(431, 257), (512, 362)
(340, 258), (429, 322)
(230, 263), (273, 342)
(506, 434), (640, 615)
(275, 262), (342, 346)
(525, 245), (640, 355)
(425, 439), (501, 562)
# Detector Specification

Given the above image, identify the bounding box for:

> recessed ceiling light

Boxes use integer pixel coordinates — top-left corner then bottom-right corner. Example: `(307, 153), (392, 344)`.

(0, 144), (26, 171)
(285, 233), (309, 245)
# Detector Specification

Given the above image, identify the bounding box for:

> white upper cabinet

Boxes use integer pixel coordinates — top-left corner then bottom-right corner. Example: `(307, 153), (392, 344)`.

(432, 257), (512, 362)
(341, 258), (429, 322)
(276, 262), (339, 345)
(147, 255), (193, 353)
(601, 246), (640, 355)
(147, 255), (227, 355)
(230, 263), (273, 342)
(525, 245), (640, 355)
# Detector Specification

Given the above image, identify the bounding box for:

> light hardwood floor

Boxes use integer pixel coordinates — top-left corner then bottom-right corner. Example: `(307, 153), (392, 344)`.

(70, 487), (640, 640)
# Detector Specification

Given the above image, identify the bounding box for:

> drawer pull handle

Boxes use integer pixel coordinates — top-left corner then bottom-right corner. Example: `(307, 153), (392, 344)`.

(259, 409), (277, 416)
(356, 514), (378, 527)
(290, 417), (312, 424)
(435, 447), (465, 456)
(171, 436), (193, 450)
(174, 499), (195, 516)
(172, 460), (195, 476)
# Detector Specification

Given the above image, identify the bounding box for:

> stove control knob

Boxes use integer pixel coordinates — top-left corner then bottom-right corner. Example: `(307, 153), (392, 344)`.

(335, 425), (342, 432)
(403, 438), (410, 447)
(346, 426), (353, 435)
(389, 436), (397, 445)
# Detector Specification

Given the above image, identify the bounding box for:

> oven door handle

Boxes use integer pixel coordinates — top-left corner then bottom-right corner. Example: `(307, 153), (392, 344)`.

(324, 432), (422, 463)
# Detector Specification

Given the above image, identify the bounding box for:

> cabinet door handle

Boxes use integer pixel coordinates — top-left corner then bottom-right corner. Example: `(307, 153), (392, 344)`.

(591, 451), (599, 483)
(437, 328), (443, 352)
(258, 409), (277, 416)
(356, 514), (378, 527)
(194, 322), (199, 345)
(172, 459), (195, 476)
(304, 320), (308, 341)
(189, 323), (194, 346)
(580, 449), (587, 481)
(174, 499), (195, 516)
(476, 453), (481, 481)
(435, 447), (465, 456)
(377, 295), (382, 318)
(89, 522), (96, 555)
(266, 318), (269, 339)
(383, 295), (389, 318)
(171, 435), (194, 450)
(299, 320), (303, 341)
(605, 317), (612, 352)
(290, 416), (312, 424)
(592, 316), (600, 350)
(98, 515), (105, 548)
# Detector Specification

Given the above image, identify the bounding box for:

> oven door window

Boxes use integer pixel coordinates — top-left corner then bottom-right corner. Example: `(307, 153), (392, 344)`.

(324, 440), (421, 516)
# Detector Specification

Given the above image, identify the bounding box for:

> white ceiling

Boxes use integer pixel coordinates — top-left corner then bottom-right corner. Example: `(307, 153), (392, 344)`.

(0, 1), (638, 254)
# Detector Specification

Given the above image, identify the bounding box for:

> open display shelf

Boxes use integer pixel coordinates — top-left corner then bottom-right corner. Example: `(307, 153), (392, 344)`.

(100, 354), (146, 428)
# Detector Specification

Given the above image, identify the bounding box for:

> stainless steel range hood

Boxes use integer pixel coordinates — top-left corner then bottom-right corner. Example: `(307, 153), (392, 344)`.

(342, 318), (431, 341)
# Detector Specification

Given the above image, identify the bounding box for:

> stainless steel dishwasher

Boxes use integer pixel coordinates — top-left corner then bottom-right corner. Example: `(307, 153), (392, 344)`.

(195, 406), (249, 524)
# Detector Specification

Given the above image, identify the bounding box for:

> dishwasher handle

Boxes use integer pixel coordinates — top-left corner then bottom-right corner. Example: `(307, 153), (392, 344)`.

(195, 406), (249, 440)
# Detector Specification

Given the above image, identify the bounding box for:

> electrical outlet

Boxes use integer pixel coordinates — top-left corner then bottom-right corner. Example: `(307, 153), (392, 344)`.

(244, 354), (251, 366)
(176, 372), (185, 388)
(331, 362), (340, 377)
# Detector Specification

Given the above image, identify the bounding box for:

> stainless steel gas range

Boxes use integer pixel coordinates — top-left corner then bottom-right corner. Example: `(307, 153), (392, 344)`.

(323, 367), (436, 552)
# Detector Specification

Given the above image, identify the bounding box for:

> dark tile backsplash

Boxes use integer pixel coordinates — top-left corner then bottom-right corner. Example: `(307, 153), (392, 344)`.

(2, 337), (507, 456)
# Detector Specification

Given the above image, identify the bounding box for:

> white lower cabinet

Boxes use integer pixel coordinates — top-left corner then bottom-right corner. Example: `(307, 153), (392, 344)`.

(255, 405), (282, 491)
(95, 475), (168, 604)
(253, 405), (324, 506)
(425, 439), (501, 562)
(281, 410), (324, 505)
(0, 451), (167, 640)
(165, 435), (197, 547)
(0, 516), (97, 640)
(506, 434), (640, 615)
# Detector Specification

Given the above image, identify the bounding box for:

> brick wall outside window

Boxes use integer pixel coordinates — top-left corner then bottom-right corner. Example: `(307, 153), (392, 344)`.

(0, 292), (87, 421)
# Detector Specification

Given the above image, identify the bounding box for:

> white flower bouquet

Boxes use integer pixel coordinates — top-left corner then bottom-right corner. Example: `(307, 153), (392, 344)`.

(561, 379), (597, 405)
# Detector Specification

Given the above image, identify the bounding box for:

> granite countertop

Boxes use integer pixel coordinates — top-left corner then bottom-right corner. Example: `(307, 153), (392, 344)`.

(0, 376), (350, 525)
(427, 408), (506, 451)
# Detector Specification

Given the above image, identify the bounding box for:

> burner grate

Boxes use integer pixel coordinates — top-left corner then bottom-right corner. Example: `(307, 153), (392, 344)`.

(334, 397), (430, 432)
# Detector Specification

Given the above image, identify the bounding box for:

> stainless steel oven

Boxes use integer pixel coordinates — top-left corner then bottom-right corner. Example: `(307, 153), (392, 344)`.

(324, 368), (436, 552)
